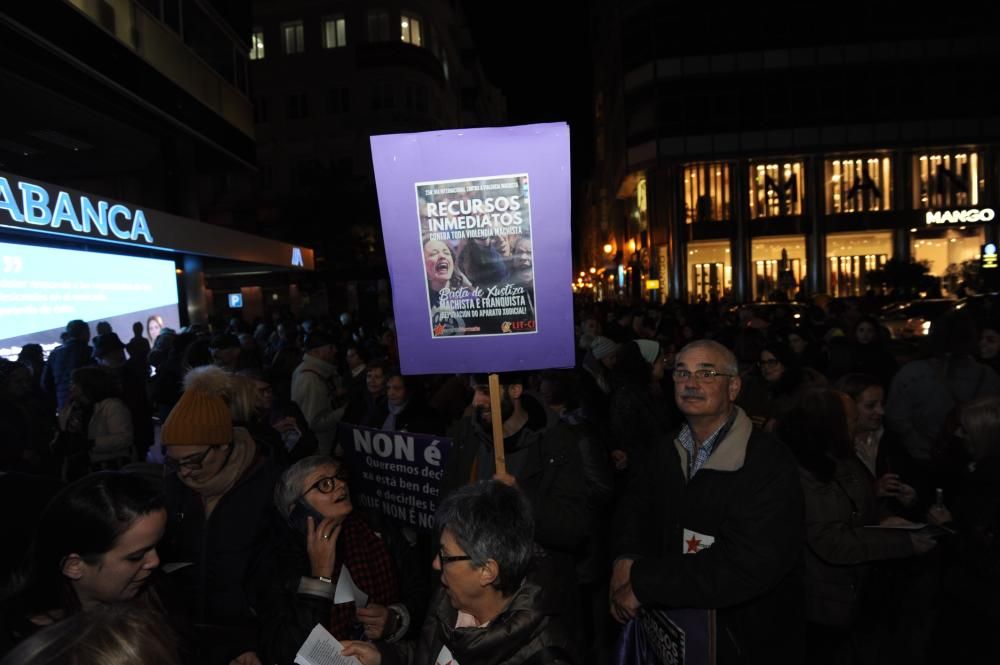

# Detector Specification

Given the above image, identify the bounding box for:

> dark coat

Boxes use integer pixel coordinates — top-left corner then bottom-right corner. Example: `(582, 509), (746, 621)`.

(363, 399), (445, 436)
(799, 457), (914, 627)
(41, 339), (92, 409)
(443, 404), (589, 557)
(614, 407), (805, 665)
(161, 447), (281, 663)
(257, 509), (427, 665)
(379, 553), (576, 665)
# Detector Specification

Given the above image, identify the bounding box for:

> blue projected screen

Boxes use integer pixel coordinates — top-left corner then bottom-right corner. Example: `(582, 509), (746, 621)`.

(0, 241), (180, 360)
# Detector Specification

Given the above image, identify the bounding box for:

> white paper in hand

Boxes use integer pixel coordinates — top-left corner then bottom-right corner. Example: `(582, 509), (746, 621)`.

(334, 565), (369, 608)
(294, 623), (363, 665)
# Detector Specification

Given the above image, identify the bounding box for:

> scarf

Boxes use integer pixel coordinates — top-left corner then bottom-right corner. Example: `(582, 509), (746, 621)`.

(328, 514), (399, 639)
(181, 427), (258, 517)
(382, 401), (408, 431)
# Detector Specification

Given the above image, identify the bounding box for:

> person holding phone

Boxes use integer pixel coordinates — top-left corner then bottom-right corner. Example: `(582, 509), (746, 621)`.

(259, 456), (425, 665)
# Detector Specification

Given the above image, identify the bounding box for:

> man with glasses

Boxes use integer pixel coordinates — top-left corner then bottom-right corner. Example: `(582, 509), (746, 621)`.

(610, 340), (804, 665)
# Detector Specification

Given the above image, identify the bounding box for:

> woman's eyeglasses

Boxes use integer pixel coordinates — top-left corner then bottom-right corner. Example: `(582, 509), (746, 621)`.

(437, 549), (473, 565)
(300, 470), (350, 498)
(163, 443), (230, 472)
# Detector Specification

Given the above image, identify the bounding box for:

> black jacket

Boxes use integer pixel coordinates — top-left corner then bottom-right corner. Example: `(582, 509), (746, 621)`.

(379, 553), (575, 665)
(442, 403), (588, 557)
(614, 408), (805, 665)
(161, 447), (281, 663)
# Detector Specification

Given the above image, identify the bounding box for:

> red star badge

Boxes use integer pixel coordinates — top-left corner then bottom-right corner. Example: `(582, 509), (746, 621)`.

(686, 536), (702, 553)
(433, 323), (445, 336)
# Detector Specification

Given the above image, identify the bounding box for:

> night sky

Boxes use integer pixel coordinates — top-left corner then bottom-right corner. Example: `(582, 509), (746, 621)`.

(463, 0), (595, 184)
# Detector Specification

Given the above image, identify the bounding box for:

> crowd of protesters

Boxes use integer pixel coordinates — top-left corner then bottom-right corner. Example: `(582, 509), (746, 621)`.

(1, 294), (999, 665)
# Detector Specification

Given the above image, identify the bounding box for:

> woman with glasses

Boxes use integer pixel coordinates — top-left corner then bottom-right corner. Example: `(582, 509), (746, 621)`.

(341, 480), (575, 665)
(259, 456), (425, 665)
(755, 341), (826, 431)
(159, 366), (282, 665)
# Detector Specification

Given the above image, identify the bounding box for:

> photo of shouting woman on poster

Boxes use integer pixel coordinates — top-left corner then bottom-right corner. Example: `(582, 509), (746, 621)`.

(423, 239), (470, 308)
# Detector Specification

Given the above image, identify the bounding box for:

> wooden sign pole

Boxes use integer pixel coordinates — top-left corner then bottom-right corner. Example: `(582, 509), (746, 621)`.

(488, 373), (506, 476)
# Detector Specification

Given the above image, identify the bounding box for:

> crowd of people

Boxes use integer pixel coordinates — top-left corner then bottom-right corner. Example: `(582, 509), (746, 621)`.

(1, 295), (999, 665)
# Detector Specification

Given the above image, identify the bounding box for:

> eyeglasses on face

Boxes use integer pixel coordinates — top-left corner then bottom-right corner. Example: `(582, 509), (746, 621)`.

(300, 469), (350, 498)
(671, 369), (735, 383)
(437, 548), (473, 566)
(164, 444), (228, 472)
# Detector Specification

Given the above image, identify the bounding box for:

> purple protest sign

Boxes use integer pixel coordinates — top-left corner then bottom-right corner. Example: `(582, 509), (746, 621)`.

(371, 123), (574, 375)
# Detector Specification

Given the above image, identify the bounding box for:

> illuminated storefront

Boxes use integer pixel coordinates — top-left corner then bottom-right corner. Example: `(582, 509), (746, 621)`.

(687, 239), (732, 302)
(684, 162), (731, 223)
(750, 161), (803, 219)
(751, 235), (806, 300)
(826, 231), (892, 297)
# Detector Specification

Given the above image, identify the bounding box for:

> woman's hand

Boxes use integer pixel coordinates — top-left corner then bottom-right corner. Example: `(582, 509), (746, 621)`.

(229, 651), (262, 665)
(875, 473), (905, 498)
(356, 603), (389, 640)
(909, 533), (937, 554)
(928, 504), (953, 526)
(306, 515), (343, 578)
(341, 640), (382, 665)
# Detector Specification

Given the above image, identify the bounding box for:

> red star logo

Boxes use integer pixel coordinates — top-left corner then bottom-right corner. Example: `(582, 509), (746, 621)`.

(686, 536), (702, 553)
(433, 323), (445, 336)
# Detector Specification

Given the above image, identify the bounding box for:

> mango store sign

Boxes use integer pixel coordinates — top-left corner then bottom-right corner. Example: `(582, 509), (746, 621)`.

(925, 208), (996, 225)
(0, 176), (153, 244)
(371, 123), (575, 375)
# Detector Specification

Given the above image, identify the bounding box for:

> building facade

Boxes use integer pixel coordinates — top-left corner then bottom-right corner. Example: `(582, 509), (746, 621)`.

(583, 2), (1000, 303)
(238, 0), (505, 313)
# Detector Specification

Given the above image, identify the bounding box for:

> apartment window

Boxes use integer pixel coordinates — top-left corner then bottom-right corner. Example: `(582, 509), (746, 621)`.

(683, 163), (731, 223)
(287, 92), (308, 119)
(323, 16), (346, 48)
(250, 28), (265, 60)
(400, 13), (422, 46)
(282, 21), (305, 54)
(327, 87), (350, 114)
(371, 83), (394, 110)
(749, 161), (804, 219)
(368, 10), (390, 42)
(825, 156), (892, 214)
(913, 151), (985, 209)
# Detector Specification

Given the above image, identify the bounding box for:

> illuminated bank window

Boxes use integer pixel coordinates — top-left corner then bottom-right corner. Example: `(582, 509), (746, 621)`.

(825, 156), (892, 214)
(250, 29), (265, 60)
(282, 21), (305, 54)
(368, 10), (391, 42)
(749, 161), (803, 219)
(323, 17), (346, 48)
(914, 151), (985, 209)
(688, 240), (732, 303)
(826, 231), (892, 297)
(683, 163), (731, 223)
(400, 13), (422, 46)
(751, 235), (807, 300)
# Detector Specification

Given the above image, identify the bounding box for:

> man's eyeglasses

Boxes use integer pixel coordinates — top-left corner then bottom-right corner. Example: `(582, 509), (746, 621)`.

(671, 369), (735, 383)
(300, 470), (350, 499)
(437, 549), (473, 566)
(164, 444), (229, 472)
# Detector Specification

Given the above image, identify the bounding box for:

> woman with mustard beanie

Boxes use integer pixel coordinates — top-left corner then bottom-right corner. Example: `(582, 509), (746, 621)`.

(158, 366), (281, 665)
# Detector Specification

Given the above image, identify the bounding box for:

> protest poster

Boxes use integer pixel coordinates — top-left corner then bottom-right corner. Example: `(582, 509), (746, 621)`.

(370, 123), (574, 375)
(337, 423), (452, 532)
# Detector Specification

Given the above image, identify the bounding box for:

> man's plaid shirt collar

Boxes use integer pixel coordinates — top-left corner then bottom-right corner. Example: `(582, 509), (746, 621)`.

(678, 408), (737, 479)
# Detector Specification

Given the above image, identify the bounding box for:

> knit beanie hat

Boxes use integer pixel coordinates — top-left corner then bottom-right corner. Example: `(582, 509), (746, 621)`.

(590, 336), (619, 360)
(161, 366), (232, 446)
(635, 339), (661, 365)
